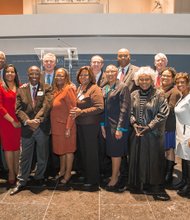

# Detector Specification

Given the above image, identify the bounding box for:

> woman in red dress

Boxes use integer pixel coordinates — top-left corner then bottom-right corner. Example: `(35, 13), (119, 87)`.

(0, 64), (21, 185)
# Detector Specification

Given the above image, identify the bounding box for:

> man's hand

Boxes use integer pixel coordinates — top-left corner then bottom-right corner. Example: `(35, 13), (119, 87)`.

(26, 119), (40, 131)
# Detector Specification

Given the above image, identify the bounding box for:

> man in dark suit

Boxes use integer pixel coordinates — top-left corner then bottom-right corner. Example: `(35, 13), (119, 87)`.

(10, 66), (52, 195)
(40, 53), (60, 178)
(90, 55), (107, 87)
(90, 55), (111, 182)
(0, 51), (7, 179)
(41, 52), (56, 85)
(117, 48), (139, 192)
(117, 48), (139, 92)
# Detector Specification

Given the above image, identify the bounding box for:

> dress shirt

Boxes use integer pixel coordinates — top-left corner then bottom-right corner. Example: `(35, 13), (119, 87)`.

(95, 71), (102, 83)
(117, 64), (129, 80)
(45, 72), (54, 85)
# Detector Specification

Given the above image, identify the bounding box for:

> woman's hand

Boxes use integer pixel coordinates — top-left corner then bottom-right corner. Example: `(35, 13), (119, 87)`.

(70, 107), (82, 119)
(115, 130), (123, 140)
(12, 121), (21, 128)
(133, 124), (149, 136)
(65, 128), (71, 138)
(101, 126), (106, 139)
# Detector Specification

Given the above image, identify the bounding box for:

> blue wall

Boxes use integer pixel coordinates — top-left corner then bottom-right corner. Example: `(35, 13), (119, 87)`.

(7, 54), (190, 84)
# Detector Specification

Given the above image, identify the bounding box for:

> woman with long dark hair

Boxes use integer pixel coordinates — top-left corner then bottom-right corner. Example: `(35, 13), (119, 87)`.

(0, 64), (21, 185)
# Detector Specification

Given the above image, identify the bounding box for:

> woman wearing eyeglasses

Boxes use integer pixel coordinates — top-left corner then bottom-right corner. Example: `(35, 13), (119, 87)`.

(70, 66), (104, 192)
(160, 67), (181, 186)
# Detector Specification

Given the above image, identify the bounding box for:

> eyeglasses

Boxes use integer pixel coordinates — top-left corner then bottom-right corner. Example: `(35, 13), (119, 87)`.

(105, 70), (117, 74)
(79, 74), (89, 77)
(161, 74), (172, 78)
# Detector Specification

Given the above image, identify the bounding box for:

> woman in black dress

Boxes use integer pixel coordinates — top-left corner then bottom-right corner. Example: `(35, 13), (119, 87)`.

(101, 64), (130, 192)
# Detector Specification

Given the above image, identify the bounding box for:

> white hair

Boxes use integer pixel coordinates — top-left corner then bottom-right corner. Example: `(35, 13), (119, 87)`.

(134, 66), (156, 86)
(43, 53), (56, 62)
(0, 51), (6, 59)
(154, 53), (168, 63)
(90, 55), (104, 63)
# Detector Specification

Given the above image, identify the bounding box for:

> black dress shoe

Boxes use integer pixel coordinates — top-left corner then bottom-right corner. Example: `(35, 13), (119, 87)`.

(80, 183), (99, 192)
(10, 184), (26, 196)
(105, 184), (118, 192)
(29, 179), (46, 187)
(173, 179), (187, 190)
(177, 184), (190, 197)
(152, 189), (171, 201)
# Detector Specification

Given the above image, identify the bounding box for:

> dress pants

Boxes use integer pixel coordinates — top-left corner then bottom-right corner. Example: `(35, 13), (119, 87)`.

(77, 124), (99, 185)
(17, 128), (49, 186)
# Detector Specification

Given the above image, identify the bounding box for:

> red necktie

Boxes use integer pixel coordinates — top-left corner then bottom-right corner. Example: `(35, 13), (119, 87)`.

(156, 75), (161, 87)
(120, 68), (125, 81)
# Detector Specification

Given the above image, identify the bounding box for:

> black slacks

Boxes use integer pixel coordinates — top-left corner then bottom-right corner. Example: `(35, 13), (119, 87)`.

(77, 124), (99, 185)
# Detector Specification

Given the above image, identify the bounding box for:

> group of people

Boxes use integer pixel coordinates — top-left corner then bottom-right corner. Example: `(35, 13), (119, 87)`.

(0, 49), (190, 201)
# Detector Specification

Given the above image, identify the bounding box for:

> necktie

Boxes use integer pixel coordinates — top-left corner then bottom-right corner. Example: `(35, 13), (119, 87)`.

(120, 68), (125, 81)
(32, 86), (36, 100)
(47, 74), (51, 85)
(156, 74), (161, 87)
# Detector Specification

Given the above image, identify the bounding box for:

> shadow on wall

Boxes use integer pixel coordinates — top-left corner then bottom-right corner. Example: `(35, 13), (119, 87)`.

(7, 54), (190, 84)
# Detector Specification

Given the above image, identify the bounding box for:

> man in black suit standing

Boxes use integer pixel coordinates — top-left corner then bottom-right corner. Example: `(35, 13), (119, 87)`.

(117, 48), (139, 192)
(0, 51), (7, 179)
(40, 52), (60, 178)
(90, 55), (112, 183)
(90, 55), (107, 87)
(10, 66), (52, 195)
(117, 48), (139, 92)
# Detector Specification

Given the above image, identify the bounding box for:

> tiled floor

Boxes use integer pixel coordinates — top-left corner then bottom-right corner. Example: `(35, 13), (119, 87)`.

(0, 157), (190, 220)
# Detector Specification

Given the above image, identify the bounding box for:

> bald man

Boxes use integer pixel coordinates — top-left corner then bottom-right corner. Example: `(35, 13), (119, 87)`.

(10, 66), (52, 195)
(117, 48), (139, 92)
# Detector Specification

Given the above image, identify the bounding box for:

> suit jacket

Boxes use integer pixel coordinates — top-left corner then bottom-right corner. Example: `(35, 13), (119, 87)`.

(51, 85), (76, 135)
(76, 83), (104, 125)
(102, 80), (130, 130)
(97, 71), (107, 88)
(40, 71), (56, 86)
(163, 85), (181, 131)
(16, 83), (53, 138)
(119, 64), (139, 93)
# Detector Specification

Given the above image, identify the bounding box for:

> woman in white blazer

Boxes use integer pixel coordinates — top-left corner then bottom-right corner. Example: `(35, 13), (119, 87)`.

(174, 72), (190, 197)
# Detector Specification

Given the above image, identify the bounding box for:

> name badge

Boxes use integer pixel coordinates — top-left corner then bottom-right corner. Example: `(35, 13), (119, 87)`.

(37, 91), (44, 96)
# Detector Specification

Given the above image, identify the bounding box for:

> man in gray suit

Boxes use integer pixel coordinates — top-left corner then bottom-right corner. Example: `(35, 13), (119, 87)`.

(10, 66), (52, 195)
(117, 48), (139, 92)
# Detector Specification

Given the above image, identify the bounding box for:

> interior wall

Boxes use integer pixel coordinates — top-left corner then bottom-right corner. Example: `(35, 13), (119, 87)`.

(0, 0), (23, 15)
(107, 0), (151, 13)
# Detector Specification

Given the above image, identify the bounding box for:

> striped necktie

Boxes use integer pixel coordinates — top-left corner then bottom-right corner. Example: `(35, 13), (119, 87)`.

(120, 68), (125, 81)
